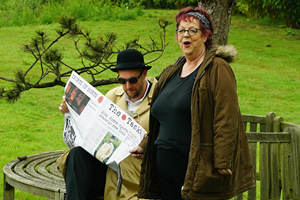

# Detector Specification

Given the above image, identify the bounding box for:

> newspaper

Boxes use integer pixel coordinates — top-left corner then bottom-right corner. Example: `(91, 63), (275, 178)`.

(62, 71), (146, 181)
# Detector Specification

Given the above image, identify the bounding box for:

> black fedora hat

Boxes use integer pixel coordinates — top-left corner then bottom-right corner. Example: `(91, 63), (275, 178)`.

(110, 49), (152, 72)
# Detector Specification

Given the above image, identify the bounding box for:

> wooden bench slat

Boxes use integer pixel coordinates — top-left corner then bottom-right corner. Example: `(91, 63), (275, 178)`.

(280, 143), (290, 199)
(246, 132), (290, 143)
(260, 142), (270, 200)
(13, 161), (47, 183)
(242, 114), (266, 123)
(270, 143), (280, 200)
(37, 157), (64, 182)
(248, 142), (257, 200)
(26, 155), (61, 181)
(49, 161), (64, 177)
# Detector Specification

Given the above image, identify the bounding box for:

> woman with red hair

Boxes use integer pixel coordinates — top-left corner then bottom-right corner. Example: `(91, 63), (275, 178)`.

(131, 6), (255, 200)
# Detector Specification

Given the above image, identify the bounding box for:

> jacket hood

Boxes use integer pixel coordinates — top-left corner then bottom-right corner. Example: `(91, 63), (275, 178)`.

(214, 44), (238, 63)
(204, 44), (238, 65)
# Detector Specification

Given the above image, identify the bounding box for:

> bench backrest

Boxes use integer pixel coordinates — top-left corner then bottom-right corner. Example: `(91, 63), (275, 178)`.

(237, 112), (300, 200)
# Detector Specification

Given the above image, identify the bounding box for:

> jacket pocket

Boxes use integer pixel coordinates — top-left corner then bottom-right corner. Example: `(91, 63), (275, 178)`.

(193, 145), (224, 193)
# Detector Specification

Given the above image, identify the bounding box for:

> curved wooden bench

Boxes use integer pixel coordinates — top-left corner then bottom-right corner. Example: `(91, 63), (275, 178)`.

(3, 150), (66, 200)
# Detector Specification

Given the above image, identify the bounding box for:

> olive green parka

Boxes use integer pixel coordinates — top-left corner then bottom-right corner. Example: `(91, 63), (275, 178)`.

(138, 45), (255, 200)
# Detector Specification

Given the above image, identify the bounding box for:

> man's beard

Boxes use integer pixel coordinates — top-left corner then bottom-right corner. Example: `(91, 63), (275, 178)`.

(126, 88), (141, 99)
(125, 82), (144, 99)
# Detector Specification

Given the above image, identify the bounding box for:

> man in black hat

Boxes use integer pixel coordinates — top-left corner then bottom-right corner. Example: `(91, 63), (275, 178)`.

(58, 49), (157, 200)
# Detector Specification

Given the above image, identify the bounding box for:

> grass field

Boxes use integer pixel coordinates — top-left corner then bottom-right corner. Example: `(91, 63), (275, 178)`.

(0, 9), (299, 199)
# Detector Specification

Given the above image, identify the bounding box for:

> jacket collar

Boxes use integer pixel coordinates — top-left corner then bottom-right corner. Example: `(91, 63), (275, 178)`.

(157, 45), (238, 89)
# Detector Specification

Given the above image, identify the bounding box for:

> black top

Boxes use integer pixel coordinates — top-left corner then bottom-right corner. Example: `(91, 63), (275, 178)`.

(151, 65), (199, 155)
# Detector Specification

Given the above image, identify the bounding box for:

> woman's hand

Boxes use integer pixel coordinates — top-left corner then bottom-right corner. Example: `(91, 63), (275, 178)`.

(218, 168), (232, 175)
(59, 96), (69, 114)
(129, 146), (144, 159)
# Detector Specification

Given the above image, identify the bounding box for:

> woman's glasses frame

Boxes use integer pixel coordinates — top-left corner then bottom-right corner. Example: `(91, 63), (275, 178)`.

(176, 28), (201, 37)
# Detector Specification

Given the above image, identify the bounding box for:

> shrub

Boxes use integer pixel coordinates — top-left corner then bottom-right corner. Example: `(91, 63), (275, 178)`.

(234, 0), (299, 29)
(0, 0), (144, 27)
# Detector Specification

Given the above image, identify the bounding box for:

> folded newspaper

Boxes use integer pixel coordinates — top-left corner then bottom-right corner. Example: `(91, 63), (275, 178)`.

(62, 71), (147, 192)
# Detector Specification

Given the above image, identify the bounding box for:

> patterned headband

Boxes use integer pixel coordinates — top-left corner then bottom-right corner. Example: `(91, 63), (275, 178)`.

(186, 11), (211, 30)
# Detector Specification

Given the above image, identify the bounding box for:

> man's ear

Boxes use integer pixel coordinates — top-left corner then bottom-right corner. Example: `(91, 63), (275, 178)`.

(143, 70), (148, 77)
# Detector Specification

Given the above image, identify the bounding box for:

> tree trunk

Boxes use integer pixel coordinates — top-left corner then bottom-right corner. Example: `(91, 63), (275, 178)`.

(198, 0), (234, 45)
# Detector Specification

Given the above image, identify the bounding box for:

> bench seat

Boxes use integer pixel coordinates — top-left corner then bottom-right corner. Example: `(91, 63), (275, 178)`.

(3, 150), (66, 200)
(3, 150), (105, 200)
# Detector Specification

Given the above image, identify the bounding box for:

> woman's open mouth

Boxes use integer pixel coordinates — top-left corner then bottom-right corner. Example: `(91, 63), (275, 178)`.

(183, 41), (191, 47)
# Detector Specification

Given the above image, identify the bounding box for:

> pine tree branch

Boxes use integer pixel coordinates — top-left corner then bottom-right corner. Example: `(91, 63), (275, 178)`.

(0, 16), (170, 103)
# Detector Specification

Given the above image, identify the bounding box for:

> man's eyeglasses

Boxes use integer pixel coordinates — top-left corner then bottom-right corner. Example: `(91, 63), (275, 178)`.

(176, 28), (201, 37)
(117, 70), (143, 84)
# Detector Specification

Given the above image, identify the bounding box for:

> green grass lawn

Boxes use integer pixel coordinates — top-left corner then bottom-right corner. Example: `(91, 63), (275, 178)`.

(0, 10), (299, 199)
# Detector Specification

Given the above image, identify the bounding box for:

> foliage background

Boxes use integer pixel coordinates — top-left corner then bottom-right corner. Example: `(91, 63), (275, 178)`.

(233, 0), (299, 28)
(0, 0), (298, 28)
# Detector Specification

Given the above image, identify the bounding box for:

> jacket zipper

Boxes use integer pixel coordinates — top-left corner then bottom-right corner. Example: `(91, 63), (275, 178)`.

(182, 69), (206, 195)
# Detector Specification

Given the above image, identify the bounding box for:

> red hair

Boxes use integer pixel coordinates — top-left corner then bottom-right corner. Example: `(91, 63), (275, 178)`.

(176, 7), (214, 48)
